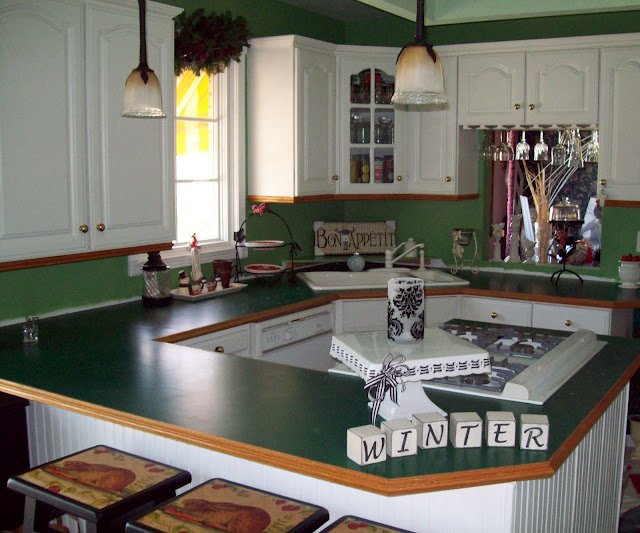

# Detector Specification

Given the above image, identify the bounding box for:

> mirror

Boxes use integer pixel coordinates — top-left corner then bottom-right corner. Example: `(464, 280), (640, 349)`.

(486, 129), (600, 267)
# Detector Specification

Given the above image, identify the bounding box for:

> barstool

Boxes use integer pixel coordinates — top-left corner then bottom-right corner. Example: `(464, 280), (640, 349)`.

(126, 478), (329, 533)
(7, 444), (191, 533)
(318, 515), (415, 533)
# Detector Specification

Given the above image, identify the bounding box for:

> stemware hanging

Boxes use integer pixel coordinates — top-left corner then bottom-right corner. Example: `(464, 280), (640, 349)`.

(515, 131), (530, 161)
(533, 131), (549, 161)
(492, 131), (513, 161)
(584, 130), (599, 163)
(550, 131), (567, 166)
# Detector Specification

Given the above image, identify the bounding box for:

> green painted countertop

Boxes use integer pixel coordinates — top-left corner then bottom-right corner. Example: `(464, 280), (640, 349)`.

(0, 270), (639, 495)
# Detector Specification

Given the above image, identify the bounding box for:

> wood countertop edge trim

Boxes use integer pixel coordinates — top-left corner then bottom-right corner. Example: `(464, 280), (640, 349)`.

(0, 379), (558, 496)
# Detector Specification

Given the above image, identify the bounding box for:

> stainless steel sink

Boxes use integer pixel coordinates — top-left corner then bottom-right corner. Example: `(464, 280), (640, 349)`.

(298, 269), (469, 291)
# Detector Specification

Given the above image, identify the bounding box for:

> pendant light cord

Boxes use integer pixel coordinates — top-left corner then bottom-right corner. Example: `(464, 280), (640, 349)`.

(396, 0), (437, 64)
(137, 0), (151, 83)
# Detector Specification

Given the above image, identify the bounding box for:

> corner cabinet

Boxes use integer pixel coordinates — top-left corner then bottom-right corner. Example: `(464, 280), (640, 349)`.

(457, 48), (599, 127)
(247, 35), (337, 200)
(0, 0), (179, 266)
(598, 46), (640, 201)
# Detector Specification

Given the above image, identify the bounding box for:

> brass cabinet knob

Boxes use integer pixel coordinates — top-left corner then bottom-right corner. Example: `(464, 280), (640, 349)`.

(513, 103), (521, 110)
(490, 312), (498, 319)
(397, 175), (403, 181)
(528, 103), (535, 110)
(332, 175), (339, 181)
(565, 319), (572, 327)
(96, 223), (106, 232)
(79, 224), (89, 233)
(600, 179), (607, 186)
(445, 176), (452, 182)
(214, 346), (224, 353)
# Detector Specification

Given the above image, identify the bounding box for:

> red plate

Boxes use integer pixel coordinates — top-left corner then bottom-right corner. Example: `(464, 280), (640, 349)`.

(244, 264), (285, 275)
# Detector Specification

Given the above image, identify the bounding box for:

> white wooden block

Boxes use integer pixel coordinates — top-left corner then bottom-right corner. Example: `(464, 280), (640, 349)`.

(412, 412), (448, 449)
(347, 425), (387, 465)
(520, 414), (550, 450)
(485, 411), (516, 447)
(449, 412), (483, 448)
(381, 418), (418, 457)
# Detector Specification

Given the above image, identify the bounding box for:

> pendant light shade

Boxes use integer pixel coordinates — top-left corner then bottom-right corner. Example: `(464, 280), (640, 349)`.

(391, 0), (446, 105)
(122, 0), (165, 118)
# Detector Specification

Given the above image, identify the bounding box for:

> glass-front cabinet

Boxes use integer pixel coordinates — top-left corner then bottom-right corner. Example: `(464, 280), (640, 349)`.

(338, 53), (407, 194)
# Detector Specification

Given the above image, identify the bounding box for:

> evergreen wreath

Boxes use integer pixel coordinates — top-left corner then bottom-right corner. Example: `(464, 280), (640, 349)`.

(174, 8), (250, 76)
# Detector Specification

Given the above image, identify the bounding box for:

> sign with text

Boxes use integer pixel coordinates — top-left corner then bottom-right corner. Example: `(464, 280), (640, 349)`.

(313, 221), (396, 256)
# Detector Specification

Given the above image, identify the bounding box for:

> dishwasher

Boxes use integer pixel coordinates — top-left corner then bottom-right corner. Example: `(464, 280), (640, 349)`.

(253, 305), (335, 371)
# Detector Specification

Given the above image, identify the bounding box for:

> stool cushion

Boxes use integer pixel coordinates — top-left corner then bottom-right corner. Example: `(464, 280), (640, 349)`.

(127, 478), (329, 533)
(8, 445), (191, 520)
(319, 515), (415, 533)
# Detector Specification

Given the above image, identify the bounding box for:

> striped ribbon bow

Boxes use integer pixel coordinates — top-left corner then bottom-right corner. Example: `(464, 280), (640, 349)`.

(364, 353), (410, 424)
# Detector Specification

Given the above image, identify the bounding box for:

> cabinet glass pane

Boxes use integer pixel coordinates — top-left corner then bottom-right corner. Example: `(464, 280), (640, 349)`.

(374, 148), (394, 183)
(374, 69), (395, 105)
(350, 149), (370, 183)
(350, 69), (371, 104)
(374, 109), (394, 144)
(350, 108), (371, 144)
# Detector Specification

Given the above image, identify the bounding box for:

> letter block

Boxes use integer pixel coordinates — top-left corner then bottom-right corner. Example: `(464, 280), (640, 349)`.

(520, 414), (550, 450)
(381, 419), (418, 458)
(412, 412), (448, 449)
(485, 411), (516, 447)
(347, 425), (387, 465)
(449, 412), (483, 448)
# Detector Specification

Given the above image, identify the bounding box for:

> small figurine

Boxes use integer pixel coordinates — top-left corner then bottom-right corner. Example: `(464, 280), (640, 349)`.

(178, 270), (193, 296)
(504, 214), (522, 263)
(189, 233), (203, 283)
(214, 276), (223, 291)
(491, 223), (504, 262)
(200, 277), (209, 294)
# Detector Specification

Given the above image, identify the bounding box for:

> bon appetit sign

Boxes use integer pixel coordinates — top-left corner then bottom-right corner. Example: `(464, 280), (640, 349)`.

(313, 221), (396, 256)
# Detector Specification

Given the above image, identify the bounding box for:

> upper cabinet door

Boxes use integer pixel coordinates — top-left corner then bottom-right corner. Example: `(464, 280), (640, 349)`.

(85, 3), (175, 250)
(458, 52), (525, 127)
(0, 1), (88, 261)
(599, 46), (640, 201)
(526, 49), (599, 126)
(295, 47), (337, 196)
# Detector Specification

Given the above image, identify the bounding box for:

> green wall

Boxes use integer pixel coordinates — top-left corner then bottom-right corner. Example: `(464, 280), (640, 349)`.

(1, 2), (640, 322)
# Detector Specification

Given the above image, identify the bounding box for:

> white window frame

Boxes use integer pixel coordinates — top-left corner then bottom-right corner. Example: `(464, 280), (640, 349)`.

(128, 55), (246, 276)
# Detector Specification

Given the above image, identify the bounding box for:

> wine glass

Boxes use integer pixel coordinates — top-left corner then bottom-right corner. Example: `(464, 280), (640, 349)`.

(566, 129), (583, 168)
(492, 131), (513, 161)
(533, 131), (549, 161)
(550, 130), (567, 166)
(515, 131), (530, 160)
(584, 130), (599, 163)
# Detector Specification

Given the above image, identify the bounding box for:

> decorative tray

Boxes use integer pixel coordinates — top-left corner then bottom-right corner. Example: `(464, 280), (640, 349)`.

(170, 283), (247, 302)
(241, 240), (285, 249)
(244, 264), (285, 275)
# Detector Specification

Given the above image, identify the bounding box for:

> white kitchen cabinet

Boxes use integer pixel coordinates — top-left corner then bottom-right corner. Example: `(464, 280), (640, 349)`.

(0, 0), (178, 264)
(598, 46), (640, 201)
(177, 325), (251, 357)
(247, 35), (337, 199)
(457, 48), (599, 127)
(459, 296), (532, 327)
(336, 47), (409, 195)
(532, 302), (632, 336)
(405, 55), (478, 196)
(425, 295), (459, 326)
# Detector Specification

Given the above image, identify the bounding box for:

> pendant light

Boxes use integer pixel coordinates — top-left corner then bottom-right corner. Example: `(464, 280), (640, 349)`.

(391, 0), (446, 105)
(121, 0), (165, 118)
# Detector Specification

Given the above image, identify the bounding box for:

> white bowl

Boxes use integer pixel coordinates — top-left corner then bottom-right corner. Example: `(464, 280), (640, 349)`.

(618, 261), (640, 288)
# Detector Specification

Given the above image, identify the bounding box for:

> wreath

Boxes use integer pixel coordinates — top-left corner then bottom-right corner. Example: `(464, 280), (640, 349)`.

(174, 9), (250, 76)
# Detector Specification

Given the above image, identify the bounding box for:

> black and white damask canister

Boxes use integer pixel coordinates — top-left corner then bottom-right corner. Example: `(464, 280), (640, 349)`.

(387, 277), (425, 343)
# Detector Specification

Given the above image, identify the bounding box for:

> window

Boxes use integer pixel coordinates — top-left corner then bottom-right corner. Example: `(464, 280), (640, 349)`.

(128, 56), (245, 275)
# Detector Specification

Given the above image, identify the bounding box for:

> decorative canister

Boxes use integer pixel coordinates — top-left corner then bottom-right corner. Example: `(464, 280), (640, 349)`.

(387, 277), (425, 343)
(619, 260), (640, 289)
(142, 251), (171, 307)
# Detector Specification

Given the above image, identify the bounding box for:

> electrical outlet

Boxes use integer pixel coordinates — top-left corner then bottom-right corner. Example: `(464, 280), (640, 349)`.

(637, 231), (640, 253)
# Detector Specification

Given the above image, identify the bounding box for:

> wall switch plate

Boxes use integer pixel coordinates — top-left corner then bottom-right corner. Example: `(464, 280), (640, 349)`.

(637, 231), (640, 253)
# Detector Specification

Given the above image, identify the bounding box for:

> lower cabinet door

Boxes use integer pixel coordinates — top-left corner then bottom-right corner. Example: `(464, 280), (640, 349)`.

(426, 295), (459, 326)
(460, 296), (532, 327)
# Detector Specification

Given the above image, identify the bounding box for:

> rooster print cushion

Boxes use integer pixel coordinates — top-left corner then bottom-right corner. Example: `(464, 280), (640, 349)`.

(17, 445), (181, 509)
(133, 479), (325, 533)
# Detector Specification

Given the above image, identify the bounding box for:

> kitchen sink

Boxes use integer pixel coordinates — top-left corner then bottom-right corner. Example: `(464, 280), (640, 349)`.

(298, 269), (469, 291)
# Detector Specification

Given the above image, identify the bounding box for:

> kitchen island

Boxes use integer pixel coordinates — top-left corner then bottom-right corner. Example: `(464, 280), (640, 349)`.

(1, 271), (639, 532)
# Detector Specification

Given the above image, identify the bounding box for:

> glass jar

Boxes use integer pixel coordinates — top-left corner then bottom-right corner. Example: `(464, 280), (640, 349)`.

(142, 251), (171, 307)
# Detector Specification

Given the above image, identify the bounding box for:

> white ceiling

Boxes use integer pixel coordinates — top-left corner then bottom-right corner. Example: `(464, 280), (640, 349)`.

(278, 0), (640, 25)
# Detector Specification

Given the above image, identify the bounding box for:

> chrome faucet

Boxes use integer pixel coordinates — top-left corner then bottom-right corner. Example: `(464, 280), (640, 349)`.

(384, 241), (426, 269)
